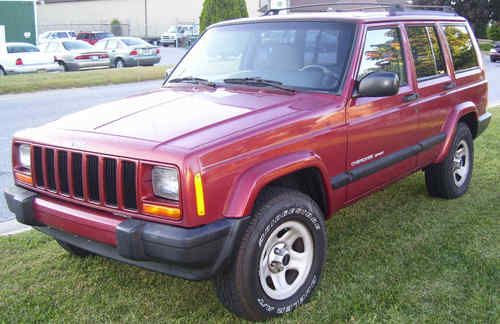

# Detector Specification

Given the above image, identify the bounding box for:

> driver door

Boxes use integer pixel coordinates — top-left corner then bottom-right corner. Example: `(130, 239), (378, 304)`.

(346, 24), (419, 202)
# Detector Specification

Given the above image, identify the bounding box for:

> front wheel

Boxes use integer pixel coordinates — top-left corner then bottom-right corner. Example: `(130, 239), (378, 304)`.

(425, 122), (474, 199)
(214, 187), (327, 321)
(114, 59), (125, 68)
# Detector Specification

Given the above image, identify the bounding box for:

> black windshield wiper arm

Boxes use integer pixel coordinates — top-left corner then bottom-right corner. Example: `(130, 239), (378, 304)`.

(166, 77), (216, 88)
(223, 77), (296, 93)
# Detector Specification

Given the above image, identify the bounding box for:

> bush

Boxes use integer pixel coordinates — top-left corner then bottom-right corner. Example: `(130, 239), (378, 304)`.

(200, 0), (248, 33)
(487, 23), (500, 41)
(110, 18), (122, 36)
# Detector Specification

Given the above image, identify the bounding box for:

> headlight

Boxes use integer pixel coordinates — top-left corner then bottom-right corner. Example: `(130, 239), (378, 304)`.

(18, 144), (31, 170)
(152, 166), (179, 200)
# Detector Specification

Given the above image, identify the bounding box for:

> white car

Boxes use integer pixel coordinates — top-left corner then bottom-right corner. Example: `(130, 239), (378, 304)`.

(160, 24), (199, 47)
(0, 42), (62, 76)
(39, 30), (77, 44)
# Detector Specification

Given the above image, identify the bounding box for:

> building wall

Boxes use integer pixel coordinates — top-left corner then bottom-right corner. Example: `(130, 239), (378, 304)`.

(0, 0), (37, 44)
(37, 0), (261, 37)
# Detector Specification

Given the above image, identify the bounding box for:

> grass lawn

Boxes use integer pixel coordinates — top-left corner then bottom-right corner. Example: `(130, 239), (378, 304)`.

(0, 66), (165, 95)
(0, 110), (498, 323)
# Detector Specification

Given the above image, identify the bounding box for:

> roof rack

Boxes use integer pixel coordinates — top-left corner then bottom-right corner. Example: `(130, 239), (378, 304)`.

(264, 2), (457, 17)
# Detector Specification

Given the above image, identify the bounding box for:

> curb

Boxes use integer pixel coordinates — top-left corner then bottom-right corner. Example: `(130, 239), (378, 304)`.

(0, 219), (31, 236)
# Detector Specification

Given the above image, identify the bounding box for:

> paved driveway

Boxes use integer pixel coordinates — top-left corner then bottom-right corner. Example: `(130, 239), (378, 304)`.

(0, 57), (498, 223)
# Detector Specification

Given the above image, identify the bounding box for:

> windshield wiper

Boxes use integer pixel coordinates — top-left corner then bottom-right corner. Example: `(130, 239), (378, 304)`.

(223, 77), (296, 93)
(166, 76), (216, 88)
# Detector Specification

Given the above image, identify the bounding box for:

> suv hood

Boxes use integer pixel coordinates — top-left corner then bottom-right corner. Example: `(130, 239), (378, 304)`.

(48, 87), (340, 149)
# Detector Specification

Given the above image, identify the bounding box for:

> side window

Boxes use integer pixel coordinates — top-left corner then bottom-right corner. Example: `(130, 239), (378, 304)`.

(443, 24), (479, 72)
(106, 39), (118, 50)
(358, 27), (407, 85)
(407, 25), (446, 80)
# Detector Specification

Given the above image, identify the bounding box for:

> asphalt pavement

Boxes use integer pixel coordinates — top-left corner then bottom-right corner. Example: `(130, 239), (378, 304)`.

(0, 56), (498, 227)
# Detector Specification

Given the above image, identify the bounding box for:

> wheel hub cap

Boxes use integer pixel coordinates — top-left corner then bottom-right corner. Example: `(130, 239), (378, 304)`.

(259, 220), (314, 300)
(452, 140), (470, 187)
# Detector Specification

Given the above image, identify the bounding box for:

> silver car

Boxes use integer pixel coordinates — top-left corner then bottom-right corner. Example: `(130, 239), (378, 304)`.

(94, 37), (161, 68)
(40, 40), (110, 71)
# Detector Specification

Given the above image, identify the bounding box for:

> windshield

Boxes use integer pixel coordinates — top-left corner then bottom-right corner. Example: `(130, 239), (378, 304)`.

(63, 41), (93, 51)
(168, 21), (355, 92)
(122, 38), (149, 46)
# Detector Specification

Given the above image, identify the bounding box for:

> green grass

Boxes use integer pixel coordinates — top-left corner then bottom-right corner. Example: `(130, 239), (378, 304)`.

(0, 66), (166, 95)
(0, 110), (498, 323)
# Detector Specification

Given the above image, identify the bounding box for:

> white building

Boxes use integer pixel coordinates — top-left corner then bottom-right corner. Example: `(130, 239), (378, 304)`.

(37, 0), (262, 37)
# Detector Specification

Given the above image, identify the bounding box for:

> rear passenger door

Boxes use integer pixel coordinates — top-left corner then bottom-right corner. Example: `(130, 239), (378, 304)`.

(405, 24), (454, 167)
(346, 24), (419, 201)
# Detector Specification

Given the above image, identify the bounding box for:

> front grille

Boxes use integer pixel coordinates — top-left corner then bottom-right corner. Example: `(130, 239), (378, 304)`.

(32, 146), (138, 210)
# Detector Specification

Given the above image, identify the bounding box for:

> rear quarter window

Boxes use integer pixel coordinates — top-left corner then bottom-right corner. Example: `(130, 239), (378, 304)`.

(443, 24), (479, 72)
(407, 25), (446, 80)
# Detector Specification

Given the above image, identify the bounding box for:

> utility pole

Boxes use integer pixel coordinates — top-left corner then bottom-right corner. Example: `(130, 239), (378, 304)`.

(144, 0), (148, 37)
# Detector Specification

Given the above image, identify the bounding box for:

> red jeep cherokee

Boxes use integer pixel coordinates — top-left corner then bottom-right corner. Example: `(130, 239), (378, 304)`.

(5, 5), (491, 321)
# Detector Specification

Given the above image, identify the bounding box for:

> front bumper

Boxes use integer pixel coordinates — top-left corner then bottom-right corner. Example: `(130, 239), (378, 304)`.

(4, 186), (249, 280)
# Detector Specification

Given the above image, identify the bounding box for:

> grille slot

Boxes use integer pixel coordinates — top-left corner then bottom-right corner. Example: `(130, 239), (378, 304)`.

(87, 155), (100, 202)
(45, 149), (56, 190)
(34, 146), (44, 187)
(104, 158), (117, 206)
(57, 151), (69, 194)
(71, 153), (84, 198)
(122, 161), (137, 210)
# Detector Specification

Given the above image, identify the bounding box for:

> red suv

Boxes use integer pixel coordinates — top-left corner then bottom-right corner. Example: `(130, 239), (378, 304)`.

(5, 5), (491, 321)
(77, 31), (114, 45)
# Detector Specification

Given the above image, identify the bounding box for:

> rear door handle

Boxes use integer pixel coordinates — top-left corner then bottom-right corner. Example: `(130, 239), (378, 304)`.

(403, 93), (419, 102)
(443, 82), (456, 90)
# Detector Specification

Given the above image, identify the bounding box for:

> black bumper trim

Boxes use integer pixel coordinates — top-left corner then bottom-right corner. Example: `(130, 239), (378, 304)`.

(477, 112), (492, 137)
(5, 185), (250, 280)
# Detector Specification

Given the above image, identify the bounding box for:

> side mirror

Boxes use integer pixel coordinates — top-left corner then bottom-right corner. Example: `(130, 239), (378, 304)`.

(357, 71), (400, 97)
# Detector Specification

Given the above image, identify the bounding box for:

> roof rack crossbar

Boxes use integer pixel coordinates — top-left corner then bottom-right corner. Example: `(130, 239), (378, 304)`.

(264, 2), (456, 17)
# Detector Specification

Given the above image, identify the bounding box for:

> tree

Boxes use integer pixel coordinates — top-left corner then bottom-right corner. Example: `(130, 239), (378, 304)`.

(200, 0), (249, 33)
(487, 22), (500, 40)
(413, 0), (491, 38)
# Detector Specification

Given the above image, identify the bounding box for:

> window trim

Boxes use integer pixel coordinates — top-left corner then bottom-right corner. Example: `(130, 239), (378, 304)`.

(405, 24), (448, 82)
(441, 23), (480, 74)
(356, 25), (409, 87)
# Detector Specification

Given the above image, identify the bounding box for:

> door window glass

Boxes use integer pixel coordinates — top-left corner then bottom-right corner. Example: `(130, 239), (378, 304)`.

(443, 24), (478, 71)
(407, 26), (446, 79)
(358, 27), (407, 85)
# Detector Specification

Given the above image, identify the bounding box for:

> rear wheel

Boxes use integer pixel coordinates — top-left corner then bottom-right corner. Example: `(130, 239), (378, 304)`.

(425, 122), (473, 199)
(114, 58), (125, 68)
(57, 240), (93, 257)
(491, 56), (496, 63)
(58, 61), (69, 72)
(214, 187), (327, 321)
(0, 67), (6, 77)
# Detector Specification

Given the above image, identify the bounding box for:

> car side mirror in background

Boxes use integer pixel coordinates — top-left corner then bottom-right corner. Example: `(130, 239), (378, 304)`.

(357, 71), (400, 97)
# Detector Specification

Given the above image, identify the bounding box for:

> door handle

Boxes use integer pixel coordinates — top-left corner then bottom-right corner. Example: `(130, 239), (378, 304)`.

(443, 82), (456, 90)
(403, 93), (419, 102)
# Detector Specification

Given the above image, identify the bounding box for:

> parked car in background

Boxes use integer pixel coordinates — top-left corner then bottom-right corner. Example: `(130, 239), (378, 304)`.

(160, 24), (199, 47)
(38, 31), (76, 44)
(77, 31), (114, 45)
(489, 42), (500, 62)
(94, 37), (160, 68)
(39, 40), (110, 71)
(0, 42), (61, 76)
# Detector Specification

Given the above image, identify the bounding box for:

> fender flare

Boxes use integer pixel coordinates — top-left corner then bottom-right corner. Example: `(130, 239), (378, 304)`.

(435, 101), (478, 163)
(223, 151), (332, 218)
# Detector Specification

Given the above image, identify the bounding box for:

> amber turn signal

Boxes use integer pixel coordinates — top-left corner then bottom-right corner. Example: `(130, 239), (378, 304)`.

(14, 172), (32, 185)
(194, 173), (206, 216)
(143, 203), (181, 220)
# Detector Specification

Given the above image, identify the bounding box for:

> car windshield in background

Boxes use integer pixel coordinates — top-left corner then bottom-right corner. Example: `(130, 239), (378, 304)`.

(62, 41), (93, 51)
(169, 22), (355, 92)
(97, 33), (114, 40)
(122, 38), (149, 47)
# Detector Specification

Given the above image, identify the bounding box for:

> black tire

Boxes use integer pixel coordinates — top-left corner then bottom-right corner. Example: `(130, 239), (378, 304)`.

(425, 122), (474, 199)
(0, 67), (6, 76)
(214, 187), (327, 321)
(58, 61), (69, 72)
(114, 58), (125, 68)
(56, 240), (93, 257)
(491, 56), (496, 63)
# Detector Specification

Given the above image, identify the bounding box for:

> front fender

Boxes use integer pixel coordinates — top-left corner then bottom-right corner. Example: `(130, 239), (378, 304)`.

(223, 151), (332, 218)
(435, 101), (478, 163)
